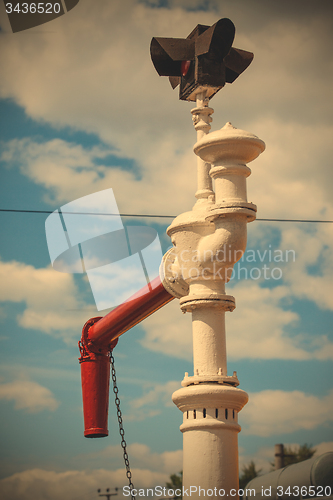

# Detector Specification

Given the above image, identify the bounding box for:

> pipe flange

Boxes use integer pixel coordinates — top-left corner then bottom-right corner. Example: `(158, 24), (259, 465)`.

(182, 374), (239, 387)
(206, 203), (257, 223)
(180, 419), (241, 433)
(210, 200), (257, 211)
(209, 164), (251, 179)
(160, 248), (189, 299)
(81, 316), (118, 357)
(172, 383), (249, 413)
(180, 293), (235, 312)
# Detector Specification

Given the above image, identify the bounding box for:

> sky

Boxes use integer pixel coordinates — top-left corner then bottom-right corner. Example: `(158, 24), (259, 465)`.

(0, 0), (333, 498)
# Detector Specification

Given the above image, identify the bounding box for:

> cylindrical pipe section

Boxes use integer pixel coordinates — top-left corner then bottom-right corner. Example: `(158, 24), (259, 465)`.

(192, 306), (227, 376)
(275, 443), (284, 470)
(183, 427), (240, 498)
(193, 91), (214, 201)
(88, 276), (173, 347)
(214, 173), (247, 203)
(210, 164), (250, 206)
(80, 352), (111, 438)
(245, 452), (333, 498)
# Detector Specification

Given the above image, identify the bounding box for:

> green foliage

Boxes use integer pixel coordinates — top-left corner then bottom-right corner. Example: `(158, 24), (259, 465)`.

(166, 471), (182, 498)
(270, 443), (316, 469)
(239, 461), (262, 489)
(291, 443), (316, 464)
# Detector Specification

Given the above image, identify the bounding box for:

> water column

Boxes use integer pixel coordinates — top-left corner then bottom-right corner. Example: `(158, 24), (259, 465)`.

(165, 108), (265, 498)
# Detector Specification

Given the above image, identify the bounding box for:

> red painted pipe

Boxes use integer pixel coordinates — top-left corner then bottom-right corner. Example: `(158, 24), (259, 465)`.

(87, 276), (174, 348)
(79, 340), (112, 438)
(79, 276), (174, 438)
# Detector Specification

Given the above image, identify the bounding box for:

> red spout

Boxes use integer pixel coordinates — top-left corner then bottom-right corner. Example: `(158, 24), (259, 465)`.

(79, 317), (118, 438)
(79, 276), (173, 437)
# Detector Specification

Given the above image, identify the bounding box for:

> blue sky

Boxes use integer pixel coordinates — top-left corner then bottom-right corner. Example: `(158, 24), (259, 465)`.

(0, 0), (332, 498)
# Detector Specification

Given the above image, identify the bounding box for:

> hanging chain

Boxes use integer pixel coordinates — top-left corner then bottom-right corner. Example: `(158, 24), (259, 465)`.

(110, 352), (135, 500)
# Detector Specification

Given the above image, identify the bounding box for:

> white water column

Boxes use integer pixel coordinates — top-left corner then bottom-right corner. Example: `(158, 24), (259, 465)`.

(162, 92), (265, 498)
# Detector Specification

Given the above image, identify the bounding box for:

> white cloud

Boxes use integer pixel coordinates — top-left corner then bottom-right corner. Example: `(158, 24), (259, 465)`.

(76, 442), (182, 475)
(0, 362), (79, 383)
(0, 440), (181, 500)
(0, 0), (209, 158)
(242, 389), (333, 437)
(0, 259), (88, 341)
(227, 283), (303, 360)
(0, 0), (332, 364)
(1, 2), (332, 358)
(141, 282), (333, 361)
(114, 443), (182, 475)
(2, 111), (333, 229)
(0, 467), (170, 500)
(245, 119), (333, 222)
(0, 379), (59, 413)
(0, 443), (182, 499)
(314, 441), (333, 456)
(130, 381), (180, 409)
(2, 225), (331, 365)
(4, 223), (329, 363)
(0, 0), (332, 224)
(227, 282), (333, 360)
(278, 224), (333, 311)
(238, 445), (272, 475)
(126, 380), (181, 421)
(140, 300), (192, 360)
(0, 135), (197, 216)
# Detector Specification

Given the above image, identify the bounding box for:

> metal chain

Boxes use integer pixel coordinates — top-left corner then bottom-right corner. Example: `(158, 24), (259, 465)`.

(110, 352), (135, 500)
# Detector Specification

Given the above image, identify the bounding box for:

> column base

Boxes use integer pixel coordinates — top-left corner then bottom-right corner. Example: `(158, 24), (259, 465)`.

(173, 383), (248, 500)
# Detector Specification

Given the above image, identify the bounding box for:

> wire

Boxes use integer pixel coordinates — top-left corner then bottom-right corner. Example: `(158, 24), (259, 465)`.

(0, 208), (332, 223)
(0, 208), (171, 219)
(256, 218), (333, 223)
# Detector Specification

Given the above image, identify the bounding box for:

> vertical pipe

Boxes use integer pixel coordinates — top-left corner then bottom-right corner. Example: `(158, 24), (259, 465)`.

(183, 427), (240, 494)
(191, 90), (215, 203)
(171, 113), (265, 499)
(192, 306), (227, 376)
(275, 443), (285, 470)
(80, 351), (110, 438)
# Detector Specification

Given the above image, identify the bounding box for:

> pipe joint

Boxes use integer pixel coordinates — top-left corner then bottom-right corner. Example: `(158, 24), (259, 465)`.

(79, 317), (118, 361)
(165, 122), (265, 298)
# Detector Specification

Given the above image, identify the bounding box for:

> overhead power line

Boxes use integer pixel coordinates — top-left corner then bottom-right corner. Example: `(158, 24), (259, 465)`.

(0, 208), (332, 223)
(255, 218), (333, 223)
